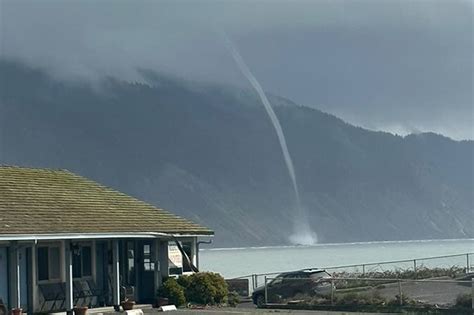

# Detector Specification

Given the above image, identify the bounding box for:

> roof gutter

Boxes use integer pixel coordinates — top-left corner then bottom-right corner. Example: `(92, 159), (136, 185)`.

(0, 232), (214, 242)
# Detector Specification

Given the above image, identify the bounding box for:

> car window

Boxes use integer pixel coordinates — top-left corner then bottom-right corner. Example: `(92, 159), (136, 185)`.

(310, 272), (331, 279)
(271, 277), (283, 285)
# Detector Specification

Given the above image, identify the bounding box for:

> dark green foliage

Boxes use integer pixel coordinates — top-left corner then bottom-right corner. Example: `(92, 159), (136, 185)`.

(334, 291), (389, 306)
(158, 273), (231, 307)
(157, 278), (186, 307)
(454, 293), (472, 309)
(176, 275), (190, 289)
(227, 291), (240, 307)
(184, 272), (228, 305)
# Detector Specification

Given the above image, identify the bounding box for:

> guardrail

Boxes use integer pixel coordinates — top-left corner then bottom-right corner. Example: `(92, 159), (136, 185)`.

(232, 252), (474, 292)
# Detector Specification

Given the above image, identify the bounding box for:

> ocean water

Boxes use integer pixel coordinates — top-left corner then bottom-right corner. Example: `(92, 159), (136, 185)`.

(199, 239), (474, 278)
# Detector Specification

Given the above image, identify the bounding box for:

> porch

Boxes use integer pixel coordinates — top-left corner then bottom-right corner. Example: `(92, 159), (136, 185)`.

(0, 235), (199, 314)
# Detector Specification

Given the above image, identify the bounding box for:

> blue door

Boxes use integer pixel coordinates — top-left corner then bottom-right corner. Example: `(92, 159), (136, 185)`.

(137, 241), (155, 303)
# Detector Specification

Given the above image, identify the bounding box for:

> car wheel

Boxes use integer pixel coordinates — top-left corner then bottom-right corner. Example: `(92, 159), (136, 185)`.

(255, 294), (266, 307)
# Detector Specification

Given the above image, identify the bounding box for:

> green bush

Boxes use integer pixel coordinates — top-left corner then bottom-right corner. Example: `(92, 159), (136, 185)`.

(157, 278), (186, 307)
(454, 293), (472, 309)
(227, 291), (240, 307)
(176, 275), (190, 289)
(185, 272), (228, 305)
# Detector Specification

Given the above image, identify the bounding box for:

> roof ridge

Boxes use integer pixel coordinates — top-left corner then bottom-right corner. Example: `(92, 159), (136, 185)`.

(0, 164), (70, 172)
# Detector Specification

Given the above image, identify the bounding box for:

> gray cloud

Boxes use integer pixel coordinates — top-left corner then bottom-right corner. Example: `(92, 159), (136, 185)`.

(1, 0), (472, 139)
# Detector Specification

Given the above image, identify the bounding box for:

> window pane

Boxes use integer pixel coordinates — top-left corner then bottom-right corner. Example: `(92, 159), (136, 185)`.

(82, 246), (92, 277)
(49, 247), (61, 279)
(72, 249), (82, 278)
(37, 247), (49, 281)
(127, 242), (135, 285)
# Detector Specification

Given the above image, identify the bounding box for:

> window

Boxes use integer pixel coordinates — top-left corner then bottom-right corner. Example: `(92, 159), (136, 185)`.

(37, 246), (61, 281)
(72, 244), (93, 278)
(126, 241), (135, 285)
(50, 247), (61, 279)
(310, 271), (331, 280)
(37, 247), (49, 281)
(143, 244), (154, 271)
(82, 246), (92, 277)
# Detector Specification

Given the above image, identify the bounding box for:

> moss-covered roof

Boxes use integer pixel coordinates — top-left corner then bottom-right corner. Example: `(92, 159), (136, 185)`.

(0, 166), (213, 236)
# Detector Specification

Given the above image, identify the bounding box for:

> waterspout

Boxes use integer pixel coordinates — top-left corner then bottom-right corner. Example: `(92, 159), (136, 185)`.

(221, 33), (317, 245)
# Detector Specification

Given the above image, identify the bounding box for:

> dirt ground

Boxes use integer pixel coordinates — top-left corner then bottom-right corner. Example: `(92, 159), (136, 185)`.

(374, 279), (471, 305)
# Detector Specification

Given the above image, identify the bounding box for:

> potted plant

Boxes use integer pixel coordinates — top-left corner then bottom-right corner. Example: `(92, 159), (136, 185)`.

(120, 299), (135, 311)
(10, 308), (22, 315)
(0, 302), (6, 315)
(73, 306), (88, 315)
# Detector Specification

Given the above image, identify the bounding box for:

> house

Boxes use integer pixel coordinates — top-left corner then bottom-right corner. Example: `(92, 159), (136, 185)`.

(0, 166), (213, 314)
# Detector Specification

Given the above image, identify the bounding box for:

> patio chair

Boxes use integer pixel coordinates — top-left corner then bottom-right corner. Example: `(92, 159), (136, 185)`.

(86, 280), (105, 307)
(38, 283), (65, 311)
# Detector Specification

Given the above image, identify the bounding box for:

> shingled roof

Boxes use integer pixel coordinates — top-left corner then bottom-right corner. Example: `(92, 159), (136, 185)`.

(0, 166), (213, 236)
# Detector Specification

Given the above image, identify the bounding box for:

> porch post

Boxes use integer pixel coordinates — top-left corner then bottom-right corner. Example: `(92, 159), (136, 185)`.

(65, 240), (74, 315)
(112, 240), (120, 309)
(158, 241), (169, 279)
(29, 243), (38, 313)
(8, 242), (20, 310)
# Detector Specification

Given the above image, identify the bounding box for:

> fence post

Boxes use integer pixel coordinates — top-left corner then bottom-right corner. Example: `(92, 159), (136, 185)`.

(264, 276), (268, 305)
(471, 277), (473, 311)
(398, 280), (403, 306)
(330, 278), (334, 305)
(467, 254), (470, 274)
(362, 264), (365, 275)
(255, 274), (258, 289)
(413, 260), (417, 278)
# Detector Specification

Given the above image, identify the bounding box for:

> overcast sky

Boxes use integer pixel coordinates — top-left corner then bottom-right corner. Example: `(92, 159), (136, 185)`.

(1, 0), (472, 140)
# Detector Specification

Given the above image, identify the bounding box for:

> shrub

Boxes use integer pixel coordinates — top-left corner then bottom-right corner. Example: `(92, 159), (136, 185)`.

(157, 278), (186, 307)
(177, 275), (190, 289)
(454, 293), (472, 309)
(227, 291), (240, 307)
(332, 291), (388, 306)
(185, 272), (228, 305)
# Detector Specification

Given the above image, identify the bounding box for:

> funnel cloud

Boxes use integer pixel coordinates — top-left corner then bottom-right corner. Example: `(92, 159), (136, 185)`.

(221, 33), (317, 245)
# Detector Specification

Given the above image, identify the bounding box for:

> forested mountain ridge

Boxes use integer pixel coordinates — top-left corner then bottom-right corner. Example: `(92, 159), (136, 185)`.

(1, 60), (472, 247)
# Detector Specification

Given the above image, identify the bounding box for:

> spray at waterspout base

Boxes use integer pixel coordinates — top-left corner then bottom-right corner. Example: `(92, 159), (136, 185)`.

(289, 217), (318, 245)
(289, 230), (318, 246)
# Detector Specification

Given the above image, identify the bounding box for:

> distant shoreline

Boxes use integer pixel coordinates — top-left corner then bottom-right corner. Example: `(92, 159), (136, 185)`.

(201, 238), (474, 251)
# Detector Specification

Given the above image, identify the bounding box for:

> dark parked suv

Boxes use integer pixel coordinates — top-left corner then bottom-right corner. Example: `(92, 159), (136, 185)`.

(251, 269), (333, 306)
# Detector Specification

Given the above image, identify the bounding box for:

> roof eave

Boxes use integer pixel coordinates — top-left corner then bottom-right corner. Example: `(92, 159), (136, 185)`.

(0, 231), (214, 242)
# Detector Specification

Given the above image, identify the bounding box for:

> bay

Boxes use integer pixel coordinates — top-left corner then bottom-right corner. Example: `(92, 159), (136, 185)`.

(200, 239), (474, 279)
